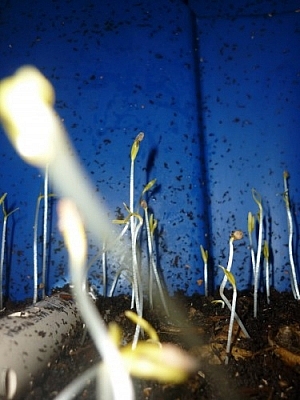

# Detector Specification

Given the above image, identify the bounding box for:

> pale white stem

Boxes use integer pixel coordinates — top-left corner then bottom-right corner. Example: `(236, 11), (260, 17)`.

(72, 264), (134, 400)
(0, 215), (7, 311)
(131, 216), (143, 349)
(204, 261), (208, 297)
(33, 195), (42, 304)
(252, 190), (263, 318)
(283, 172), (300, 300)
(225, 283), (237, 365)
(41, 165), (49, 299)
(265, 257), (270, 304)
(109, 267), (132, 297)
(144, 208), (154, 308)
(253, 209), (262, 318)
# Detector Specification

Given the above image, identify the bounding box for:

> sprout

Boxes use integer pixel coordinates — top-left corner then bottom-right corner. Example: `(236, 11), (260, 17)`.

(200, 245), (208, 296)
(252, 189), (264, 317)
(283, 171), (300, 300)
(219, 266), (237, 365)
(41, 166), (49, 300)
(129, 133), (145, 347)
(219, 231), (249, 338)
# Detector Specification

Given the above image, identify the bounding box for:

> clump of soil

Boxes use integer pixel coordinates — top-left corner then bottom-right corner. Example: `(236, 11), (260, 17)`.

(15, 289), (300, 399)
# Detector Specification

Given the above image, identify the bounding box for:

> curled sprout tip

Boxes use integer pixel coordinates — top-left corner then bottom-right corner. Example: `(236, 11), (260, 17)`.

(131, 131), (145, 161)
(283, 170), (289, 179)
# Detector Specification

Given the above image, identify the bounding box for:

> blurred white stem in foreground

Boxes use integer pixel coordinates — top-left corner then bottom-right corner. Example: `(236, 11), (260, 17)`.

(58, 199), (134, 400)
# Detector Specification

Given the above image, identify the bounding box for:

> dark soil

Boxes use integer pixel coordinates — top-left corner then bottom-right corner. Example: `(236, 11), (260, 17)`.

(12, 289), (300, 399)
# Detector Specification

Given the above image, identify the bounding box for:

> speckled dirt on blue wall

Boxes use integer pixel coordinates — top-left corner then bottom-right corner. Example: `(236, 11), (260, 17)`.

(0, 0), (207, 301)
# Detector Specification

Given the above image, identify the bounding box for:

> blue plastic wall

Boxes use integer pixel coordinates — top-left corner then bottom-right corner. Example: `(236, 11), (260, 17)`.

(191, 1), (300, 292)
(0, 0), (299, 301)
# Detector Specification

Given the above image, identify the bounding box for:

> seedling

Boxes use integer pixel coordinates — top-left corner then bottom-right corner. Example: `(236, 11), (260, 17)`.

(219, 266), (237, 365)
(112, 201), (144, 347)
(0, 194), (18, 311)
(219, 231), (249, 338)
(129, 133), (145, 346)
(130, 133), (144, 301)
(252, 188), (263, 317)
(200, 245), (208, 296)
(283, 171), (300, 300)
(112, 139), (170, 345)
